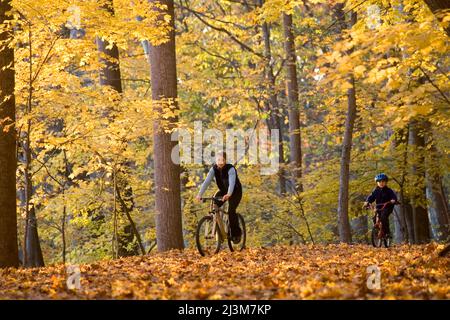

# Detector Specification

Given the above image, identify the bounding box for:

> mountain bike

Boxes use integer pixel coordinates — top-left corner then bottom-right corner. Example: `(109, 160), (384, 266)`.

(196, 195), (246, 256)
(365, 201), (399, 248)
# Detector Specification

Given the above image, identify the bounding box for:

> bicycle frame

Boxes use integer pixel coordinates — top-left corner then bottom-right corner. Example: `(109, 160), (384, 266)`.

(367, 201), (399, 239)
(196, 195), (246, 256)
(205, 197), (229, 240)
(370, 202), (388, 236)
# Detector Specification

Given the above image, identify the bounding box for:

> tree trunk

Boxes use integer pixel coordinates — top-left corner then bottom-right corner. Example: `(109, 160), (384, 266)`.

(337, 10), (357, 244)
(424, 122), (449, 241)
(282, 12), (302, 192)
(337, 74), (356, 244)
(408, 118), (431, 243)
(24, 206), (45, 267)
(399, 126), (414, 243)
(393, 207), (403, 243)
(259, 1), (287, 194)
(423, 0), (450, 36)
(23, 126), (44, 267)
(22, 24), (44, 268)
(62, 204), (66, 264)
(148, 0), (184, 251)
(398, 128), (415, 244)
(96, 0), (123, 92)
(0, 0), (19, 268)
(391, 128), (409, 243)
(393, 192), (407, 244)
(403, 201), (415, 243)
(96, 38), (122, 90)
(96, 0), (141, 257)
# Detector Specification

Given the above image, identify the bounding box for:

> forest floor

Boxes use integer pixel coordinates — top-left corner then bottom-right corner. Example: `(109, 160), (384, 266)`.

(0, 244), (448, 300)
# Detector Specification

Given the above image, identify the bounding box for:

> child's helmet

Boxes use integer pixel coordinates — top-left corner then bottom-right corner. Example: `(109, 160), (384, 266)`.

(375, 173), (388, 182)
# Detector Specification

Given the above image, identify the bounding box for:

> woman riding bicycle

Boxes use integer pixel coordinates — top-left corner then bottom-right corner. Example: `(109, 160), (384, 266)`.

(364, 173), (398, 238)
(196, 151), (243, 244)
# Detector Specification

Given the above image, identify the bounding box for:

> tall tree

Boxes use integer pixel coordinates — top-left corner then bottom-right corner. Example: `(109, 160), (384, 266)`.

(19, 11), (44, 267)
(424, 121), (449, 241)
(259, 0), (287, 194)
(96, 0), (123, 91)
(282, 9), (303, 192)
(22, 105), (44, 267)
(391, 129), (409, 243)
(392, 127), (415, 243)
(21, 15), (44, 268)
(336, 7), (357, 243)
(408, 118), (431, 243)
(0, 0), (19, 268)
(148, 0), (184, 251)
(96, 0), (141, 257)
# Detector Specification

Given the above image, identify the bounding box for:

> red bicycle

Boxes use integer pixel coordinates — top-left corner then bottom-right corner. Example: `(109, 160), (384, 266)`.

(365, 201), (399, 248)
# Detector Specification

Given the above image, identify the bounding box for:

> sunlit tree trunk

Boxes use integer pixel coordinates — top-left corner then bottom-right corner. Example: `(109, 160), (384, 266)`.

(282, 11), (302, 192)
(22, 22), (44, 268)
(259, 0), (286, 194)
(336, 8), (357, 244)
(337, 74), (356, 244)
(148, 0), (184, 251)
(0, 0), (19, 268)
(96, 0), (141, 257)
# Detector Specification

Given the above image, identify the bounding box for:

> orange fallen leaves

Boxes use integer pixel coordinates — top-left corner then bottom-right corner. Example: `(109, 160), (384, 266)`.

(0, 244), (448, 300)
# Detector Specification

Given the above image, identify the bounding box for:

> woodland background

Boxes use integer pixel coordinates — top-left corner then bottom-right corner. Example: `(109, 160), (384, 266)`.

(0, 0), (449, 269)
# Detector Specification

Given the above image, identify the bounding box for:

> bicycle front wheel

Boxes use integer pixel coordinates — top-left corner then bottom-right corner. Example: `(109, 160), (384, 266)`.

(227, 213), (246, 252)
(383, 236), (391, 248)
(196, 216), (221, 256)
(371, 227), (383, 248)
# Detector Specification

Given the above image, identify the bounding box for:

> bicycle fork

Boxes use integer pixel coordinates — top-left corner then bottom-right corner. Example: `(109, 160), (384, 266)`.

(375, 215), (384, 238)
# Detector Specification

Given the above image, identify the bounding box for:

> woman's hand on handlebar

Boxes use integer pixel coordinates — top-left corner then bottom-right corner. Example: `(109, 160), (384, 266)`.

(195, 195), (202, 202)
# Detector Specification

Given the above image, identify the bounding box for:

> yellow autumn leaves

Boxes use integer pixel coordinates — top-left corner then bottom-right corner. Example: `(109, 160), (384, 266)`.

(0, 244), (448, 299)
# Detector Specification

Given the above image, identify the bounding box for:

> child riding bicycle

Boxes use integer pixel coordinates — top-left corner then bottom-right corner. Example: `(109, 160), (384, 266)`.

(363, 173), (398, 239)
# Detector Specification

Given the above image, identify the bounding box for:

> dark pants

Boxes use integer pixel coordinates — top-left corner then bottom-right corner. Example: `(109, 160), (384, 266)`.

(373, 209), (392, 236)
(215, 188), (242, 237)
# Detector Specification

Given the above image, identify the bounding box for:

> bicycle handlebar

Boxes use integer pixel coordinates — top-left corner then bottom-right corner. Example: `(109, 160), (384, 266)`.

(200, 196), (225, 203)
(364, 201), (401, 210)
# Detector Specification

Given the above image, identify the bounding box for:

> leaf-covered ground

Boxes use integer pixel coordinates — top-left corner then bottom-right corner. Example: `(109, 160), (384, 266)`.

(0, 244), (448, 300)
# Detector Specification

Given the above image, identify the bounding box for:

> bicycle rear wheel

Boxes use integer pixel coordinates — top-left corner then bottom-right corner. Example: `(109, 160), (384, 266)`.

(196, 216), (221, 256)
(227, 213), (246, 252)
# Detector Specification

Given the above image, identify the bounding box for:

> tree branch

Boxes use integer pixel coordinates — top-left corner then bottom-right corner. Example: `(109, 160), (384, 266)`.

(418, 66), (450, 106)
(178, 0), (263, 58)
